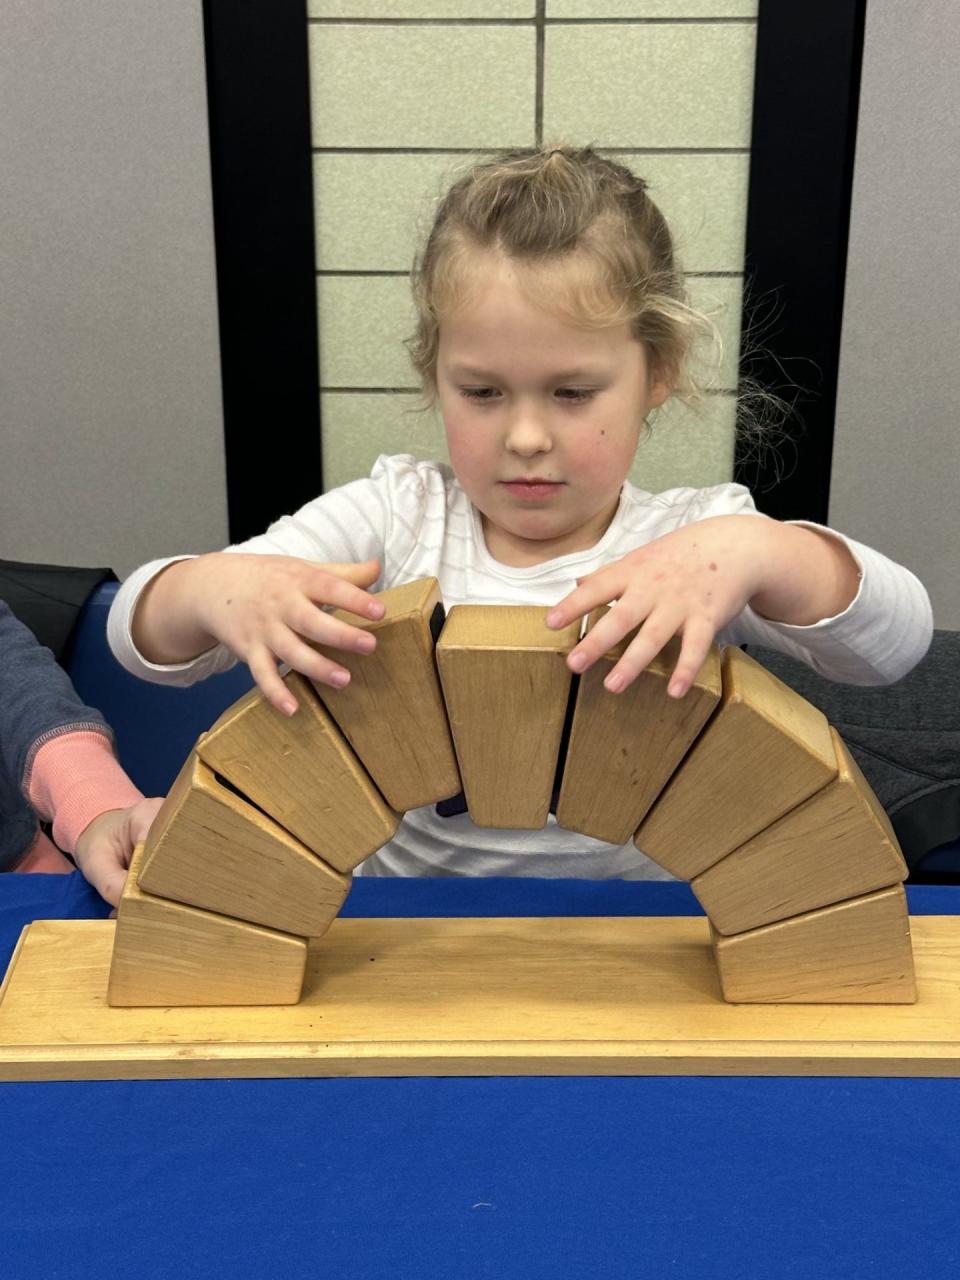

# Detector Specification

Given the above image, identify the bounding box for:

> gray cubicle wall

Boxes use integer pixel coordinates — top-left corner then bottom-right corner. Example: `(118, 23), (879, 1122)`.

(830, 0), (960, 628)
(0, 1), (227, 579)
(3, 0), (956, 625)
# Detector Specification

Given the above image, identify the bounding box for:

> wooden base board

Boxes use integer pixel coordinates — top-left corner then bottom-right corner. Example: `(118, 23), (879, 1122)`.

(3, 915), (960, 1080)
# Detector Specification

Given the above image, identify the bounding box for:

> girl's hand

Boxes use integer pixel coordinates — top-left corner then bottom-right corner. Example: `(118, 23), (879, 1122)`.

(194, 555), (387, 714)
(73, 796), (165, 908)
(544, 516), (771, 698)
(137, 555), (386, 714)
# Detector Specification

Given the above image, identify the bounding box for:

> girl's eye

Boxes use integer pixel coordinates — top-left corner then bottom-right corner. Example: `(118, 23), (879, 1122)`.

(555, 388), (596, 403)
(460, 387), (499, 401)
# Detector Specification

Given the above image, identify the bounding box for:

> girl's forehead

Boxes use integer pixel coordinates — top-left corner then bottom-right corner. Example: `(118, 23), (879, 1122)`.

(438, 289), (644, 382)
(438, 245), (631, 336)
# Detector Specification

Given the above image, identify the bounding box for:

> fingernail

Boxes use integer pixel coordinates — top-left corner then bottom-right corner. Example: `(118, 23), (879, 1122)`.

(358, 634), (376, 652)
(368, 602), (385, 618)
(281, 699), (297, 717)
(568, 651), (588, 673)
(545, 610), (561, 628)
(330, 670), (350, 687)
(605, 671), (625, 693)
(668, 680), (686, 698)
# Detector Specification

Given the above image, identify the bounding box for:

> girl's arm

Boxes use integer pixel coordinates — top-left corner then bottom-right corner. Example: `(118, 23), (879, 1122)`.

(108, 455), (434, 713)
(130, 553), (385, 714)
(546, 513), (932, 695)
(741, 522), (862, 625)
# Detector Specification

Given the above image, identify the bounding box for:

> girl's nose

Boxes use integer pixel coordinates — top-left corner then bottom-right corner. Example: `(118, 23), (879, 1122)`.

(505, 407), (553, 456)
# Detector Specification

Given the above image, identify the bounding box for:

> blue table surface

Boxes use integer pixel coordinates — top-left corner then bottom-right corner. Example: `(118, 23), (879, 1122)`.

(2, 874), (959, 1279)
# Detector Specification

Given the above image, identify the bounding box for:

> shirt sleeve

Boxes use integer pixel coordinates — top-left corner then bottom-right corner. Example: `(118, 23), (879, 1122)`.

(107, 454), (432, 685)
(0, 600), (113, 793)
(723, 521), (933, 685)
(27, 731), (144, 853)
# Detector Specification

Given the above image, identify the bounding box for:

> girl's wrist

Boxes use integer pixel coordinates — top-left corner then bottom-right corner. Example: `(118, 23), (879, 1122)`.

(749, 523), (860, 625)
(133, 556), (220, 664)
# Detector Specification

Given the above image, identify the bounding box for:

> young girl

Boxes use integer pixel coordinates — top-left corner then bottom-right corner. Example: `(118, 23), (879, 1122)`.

(1, 600), (163, 905)
(108, 146), (932, 879)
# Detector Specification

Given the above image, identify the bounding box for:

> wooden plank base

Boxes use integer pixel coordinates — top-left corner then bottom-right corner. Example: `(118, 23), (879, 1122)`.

(3, 915), (960, 1080)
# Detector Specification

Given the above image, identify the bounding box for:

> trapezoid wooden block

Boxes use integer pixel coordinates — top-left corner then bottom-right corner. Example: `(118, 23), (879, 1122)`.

(108, 843), (308, 1007)
(711, 885), (916, 1004)
(312, 576), (461, 812)
(692, 728), (908, 934)
(196, 670), (400, 874)
(557, 616), (722, 844)
(137, 752), (351, 938)
(436, 605), (580, 828)
(633, 646), (837, 879)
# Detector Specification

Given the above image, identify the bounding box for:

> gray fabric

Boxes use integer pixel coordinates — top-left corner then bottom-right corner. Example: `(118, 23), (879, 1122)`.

(0, 600), (111, 870)
(749, 631), (960, 865)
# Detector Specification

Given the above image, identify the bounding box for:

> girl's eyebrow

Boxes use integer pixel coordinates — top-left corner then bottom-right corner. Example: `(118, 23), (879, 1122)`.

(447, 363), (608, 381)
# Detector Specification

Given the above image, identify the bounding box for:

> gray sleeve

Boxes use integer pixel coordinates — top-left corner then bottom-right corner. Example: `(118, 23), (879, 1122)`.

(0, 601), (111, 794)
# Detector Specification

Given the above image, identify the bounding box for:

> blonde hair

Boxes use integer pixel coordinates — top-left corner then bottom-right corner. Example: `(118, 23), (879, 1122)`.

(407, 144), (720, 406)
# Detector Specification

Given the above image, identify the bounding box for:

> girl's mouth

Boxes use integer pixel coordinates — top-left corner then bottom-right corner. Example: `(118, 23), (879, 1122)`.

(501, 479), (564, 501)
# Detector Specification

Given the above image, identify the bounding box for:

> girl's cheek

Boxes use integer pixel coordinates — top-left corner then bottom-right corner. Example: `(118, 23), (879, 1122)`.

(445, 417), (490, 477)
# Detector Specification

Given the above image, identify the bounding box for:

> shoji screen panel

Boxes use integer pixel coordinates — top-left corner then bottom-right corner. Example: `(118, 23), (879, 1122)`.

(308, 3), (757, 494)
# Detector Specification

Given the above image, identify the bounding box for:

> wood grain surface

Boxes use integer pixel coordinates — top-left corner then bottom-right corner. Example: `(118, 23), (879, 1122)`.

(314, 577), (461, 812)
(197, 671), (399, 872)
(634, 647), (837, 878)
(437, 606), (580, 828)
(557, 620), (721, 844)
(107, 844), (307, 1007)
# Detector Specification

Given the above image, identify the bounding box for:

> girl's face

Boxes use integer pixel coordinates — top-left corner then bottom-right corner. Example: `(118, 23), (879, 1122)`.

(436, 252), (669, 567)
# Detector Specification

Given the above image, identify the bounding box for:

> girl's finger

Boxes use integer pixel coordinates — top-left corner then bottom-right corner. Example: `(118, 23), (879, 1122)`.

(565, 597), (651, 674)
(272, 629), (353, 692)
(247, 647), (298, 716)
(288, 602), (378, 654)
(309, 558), (381, 589)
(666, 617), (718, 699)
(603, 608), (684, 694)
(306, 562), (385, 620)
(544, 568), (622, 630)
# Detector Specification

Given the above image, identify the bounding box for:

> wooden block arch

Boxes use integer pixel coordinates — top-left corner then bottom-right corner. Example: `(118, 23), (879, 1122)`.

(108, 578), (915, 1008)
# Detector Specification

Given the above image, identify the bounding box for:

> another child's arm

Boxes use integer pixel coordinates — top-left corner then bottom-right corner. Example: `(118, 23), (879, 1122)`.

(0, 601), (161, 905)
(27, 732), (163, 906)
(546, 513), (931, 695)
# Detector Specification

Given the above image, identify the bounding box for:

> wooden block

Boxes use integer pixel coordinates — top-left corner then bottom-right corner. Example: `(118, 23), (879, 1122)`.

(634, 646), (837, 879)
(436, 605), (580, 828)
(137, 753), (350, 937)
(196, 671), (400, 873)
(693, 729), (908, 933)
(108, 843), (307, 1007)
(556, 616), (722, 844)
(313, 577), (461, 812)
(711, 886), (916, 1003)
(8, 912), (960, 1080)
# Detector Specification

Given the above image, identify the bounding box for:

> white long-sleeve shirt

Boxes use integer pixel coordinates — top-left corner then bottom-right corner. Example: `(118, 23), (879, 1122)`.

(109, 454), (933, 879)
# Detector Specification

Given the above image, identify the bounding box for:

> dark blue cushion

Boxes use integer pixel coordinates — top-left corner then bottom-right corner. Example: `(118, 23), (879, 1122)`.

(66, 582), (254, 796)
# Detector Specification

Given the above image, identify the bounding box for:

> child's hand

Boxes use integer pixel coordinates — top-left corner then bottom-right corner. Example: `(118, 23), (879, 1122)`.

(73, 796), (165, 908)
(138, 555), (387, 714)
(544, 516), (771, 697)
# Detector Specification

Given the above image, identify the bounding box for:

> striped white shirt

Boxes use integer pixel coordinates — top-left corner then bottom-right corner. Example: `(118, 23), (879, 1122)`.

(109, 454), (933, 879)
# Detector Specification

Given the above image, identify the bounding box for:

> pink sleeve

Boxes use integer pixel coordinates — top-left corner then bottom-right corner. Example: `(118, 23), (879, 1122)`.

(27, 731), (143, 854)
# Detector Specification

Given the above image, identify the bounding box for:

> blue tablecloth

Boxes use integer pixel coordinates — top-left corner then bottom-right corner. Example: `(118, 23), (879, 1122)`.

(2, 874), (959, 1278)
